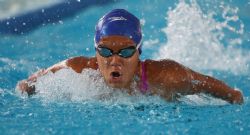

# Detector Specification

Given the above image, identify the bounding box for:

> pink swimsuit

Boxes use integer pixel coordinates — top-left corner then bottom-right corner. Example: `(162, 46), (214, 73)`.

(139, 61), (148, 93)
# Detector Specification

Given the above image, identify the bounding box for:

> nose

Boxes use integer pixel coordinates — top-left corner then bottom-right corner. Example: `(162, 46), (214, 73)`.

(109, 54), (123, 66)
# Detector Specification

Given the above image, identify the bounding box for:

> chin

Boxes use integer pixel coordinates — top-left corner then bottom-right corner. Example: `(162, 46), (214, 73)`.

(108, 83), (124, 89)
(107, 81), (129, 89)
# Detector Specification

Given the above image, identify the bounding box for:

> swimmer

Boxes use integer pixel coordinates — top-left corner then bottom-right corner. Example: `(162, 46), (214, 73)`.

(17, 9), (243, 104)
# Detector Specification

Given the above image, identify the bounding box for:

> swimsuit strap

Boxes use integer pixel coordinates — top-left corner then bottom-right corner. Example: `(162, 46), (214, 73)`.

(140, 61), (148, 93)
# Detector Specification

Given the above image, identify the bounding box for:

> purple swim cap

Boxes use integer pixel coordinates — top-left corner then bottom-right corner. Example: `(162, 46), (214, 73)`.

(94, 9), (142, 52)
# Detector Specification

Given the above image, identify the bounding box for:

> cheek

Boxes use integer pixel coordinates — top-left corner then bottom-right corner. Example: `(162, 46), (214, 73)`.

(123, 58), (138, 75)
(97, 54), (107, 66)
(98, 59), (108, 67)
(96, 56), (109, 74)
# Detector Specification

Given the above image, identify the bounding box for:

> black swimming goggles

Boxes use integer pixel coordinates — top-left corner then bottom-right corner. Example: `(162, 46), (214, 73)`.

(96, 45), (137, 58)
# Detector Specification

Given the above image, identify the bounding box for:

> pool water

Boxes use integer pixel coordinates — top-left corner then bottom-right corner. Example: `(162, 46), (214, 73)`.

(1, 0), (250, 134)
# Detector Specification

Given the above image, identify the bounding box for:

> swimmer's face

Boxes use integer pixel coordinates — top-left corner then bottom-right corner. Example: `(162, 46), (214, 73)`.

(96, 35), (140, 89)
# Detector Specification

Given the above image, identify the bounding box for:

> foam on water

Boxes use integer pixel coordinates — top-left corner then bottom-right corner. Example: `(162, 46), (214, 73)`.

(31, 68), (170, 106)
(0, 0), (63, 19)
(34, 68), (112, 102)
(178, 94), (227, 106)
(154, 0), (250, 75)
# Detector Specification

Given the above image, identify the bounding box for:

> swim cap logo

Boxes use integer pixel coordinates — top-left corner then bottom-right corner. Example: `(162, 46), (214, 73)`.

(108, 16), (127, 22)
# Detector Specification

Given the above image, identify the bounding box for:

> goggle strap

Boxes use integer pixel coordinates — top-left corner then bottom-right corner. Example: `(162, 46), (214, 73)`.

(136, 39), (142, 50)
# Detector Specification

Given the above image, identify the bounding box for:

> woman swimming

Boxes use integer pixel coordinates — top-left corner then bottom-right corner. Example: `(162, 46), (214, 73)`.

(17, 9), (243, 104)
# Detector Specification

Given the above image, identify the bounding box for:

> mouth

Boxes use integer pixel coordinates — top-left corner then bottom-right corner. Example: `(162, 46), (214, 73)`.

(111, 71), (122, 78)
(108, 71), (125, 87)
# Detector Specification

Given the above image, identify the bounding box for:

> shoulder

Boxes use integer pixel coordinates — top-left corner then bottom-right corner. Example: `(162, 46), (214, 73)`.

(144, 59), (190, 81)
(67, 56), (96, 65)
(144, 59), (192, 95)
(144, 59), (185, 70)
(66, 56), (98, 73)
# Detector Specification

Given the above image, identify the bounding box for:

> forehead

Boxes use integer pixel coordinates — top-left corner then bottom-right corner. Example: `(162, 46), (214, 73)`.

(98, 35), (136, 48)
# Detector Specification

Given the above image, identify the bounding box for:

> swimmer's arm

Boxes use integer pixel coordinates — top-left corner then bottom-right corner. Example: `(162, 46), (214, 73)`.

(151, 60), (243, 104)
(188, 70), (244, 104)
(17, 56), (97, 95)
(17, 60), (68, 95)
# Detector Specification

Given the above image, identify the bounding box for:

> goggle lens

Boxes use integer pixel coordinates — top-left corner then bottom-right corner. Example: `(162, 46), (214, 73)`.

(96, 46), (136, 58)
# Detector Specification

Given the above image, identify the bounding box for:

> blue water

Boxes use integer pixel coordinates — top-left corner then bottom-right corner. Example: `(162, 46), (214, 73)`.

(1, 0), (250, 134)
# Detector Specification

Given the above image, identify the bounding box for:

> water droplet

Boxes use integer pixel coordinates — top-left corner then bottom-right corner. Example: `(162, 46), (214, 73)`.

(58, 20), (63, 24)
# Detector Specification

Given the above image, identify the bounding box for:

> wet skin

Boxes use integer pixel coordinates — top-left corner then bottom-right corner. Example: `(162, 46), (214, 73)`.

(95, 36), (140, 89)
(17, 36), (244, 104)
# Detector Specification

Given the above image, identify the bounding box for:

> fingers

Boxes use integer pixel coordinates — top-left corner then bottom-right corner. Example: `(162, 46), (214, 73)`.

(17, 80), (28, 93)
(17, 80), (36, 96)
(231, 90), (244, 104)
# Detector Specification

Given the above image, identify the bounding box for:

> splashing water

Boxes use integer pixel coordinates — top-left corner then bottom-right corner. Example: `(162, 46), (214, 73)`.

(34, 68), (111, 102)
(18, 68), (227, 106)
(155, 0), (250, 75)
(31, 68), (163, 105)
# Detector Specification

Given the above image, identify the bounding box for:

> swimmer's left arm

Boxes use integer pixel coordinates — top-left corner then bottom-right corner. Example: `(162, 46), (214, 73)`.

(149, 60), (243, 104)
(188, 70), (244, 104)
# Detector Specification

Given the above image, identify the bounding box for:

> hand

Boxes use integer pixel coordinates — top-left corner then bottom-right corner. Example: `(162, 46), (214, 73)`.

(17, 80), (29, 93)
(17, 69), (45, 96)
(17, 80), (36, 96)
(230, 90), (244, 104)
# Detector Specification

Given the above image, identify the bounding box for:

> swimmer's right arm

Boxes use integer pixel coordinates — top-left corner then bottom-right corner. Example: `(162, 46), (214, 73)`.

(17, 57), (97, 95)
(17, 60), (67, 95)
